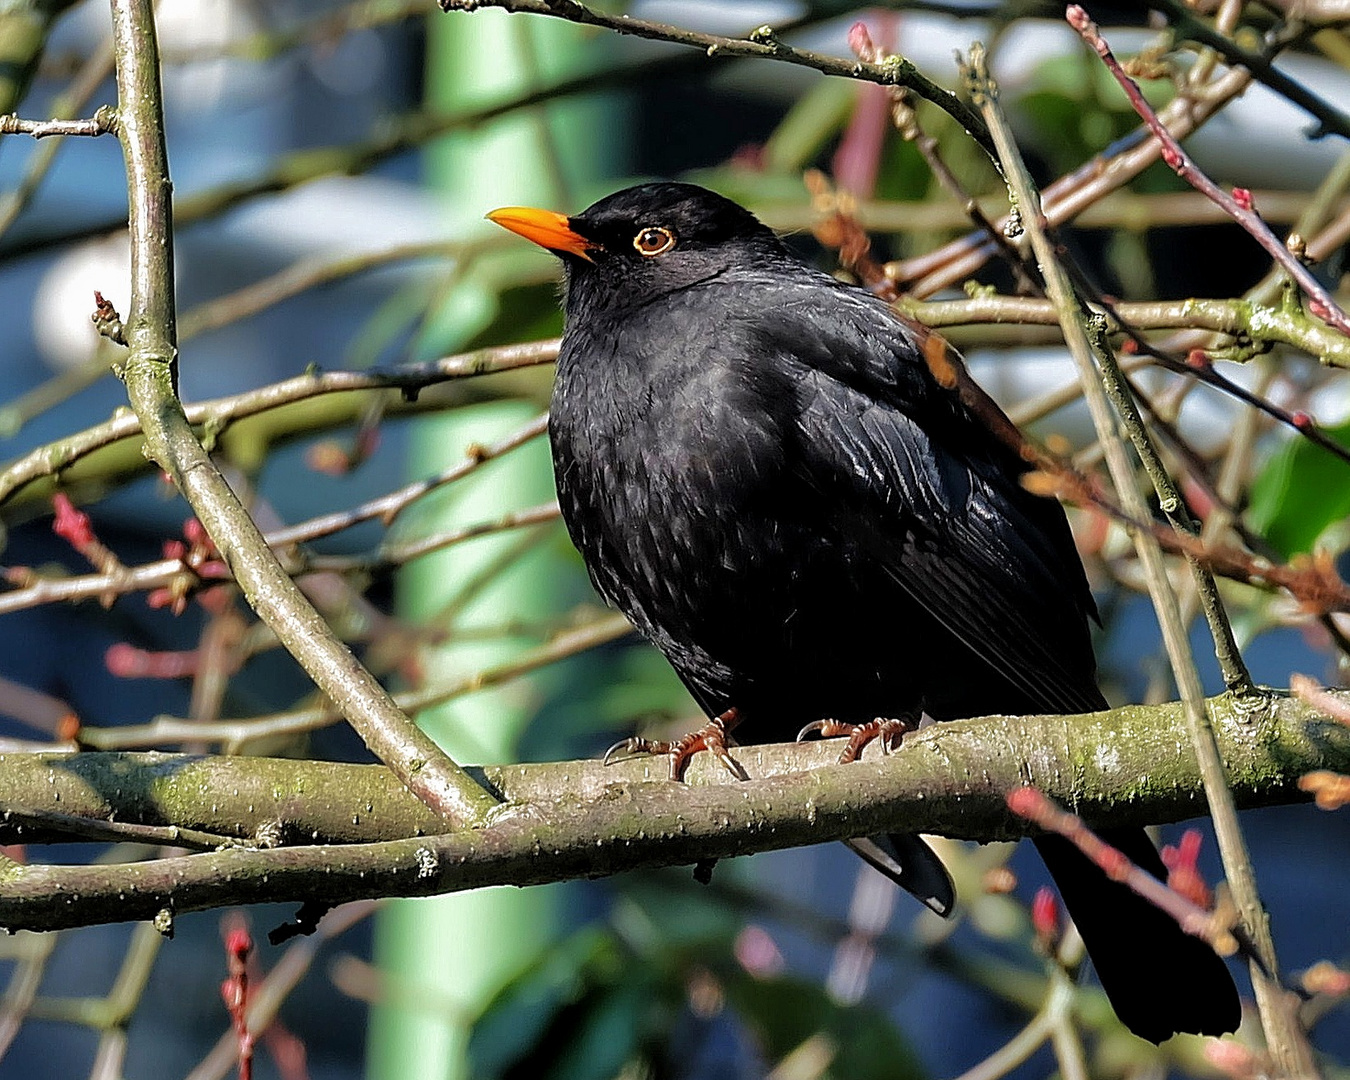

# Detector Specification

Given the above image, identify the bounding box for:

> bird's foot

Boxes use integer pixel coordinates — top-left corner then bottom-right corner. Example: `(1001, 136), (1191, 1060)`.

(603, 707), (747, 782)
(796, 716), (911, 763)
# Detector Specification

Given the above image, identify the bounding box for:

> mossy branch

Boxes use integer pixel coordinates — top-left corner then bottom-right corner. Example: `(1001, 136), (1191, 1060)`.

(0, 688), (1344, 933)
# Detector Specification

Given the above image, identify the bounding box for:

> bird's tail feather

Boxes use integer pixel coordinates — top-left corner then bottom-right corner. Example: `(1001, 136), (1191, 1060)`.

(1035, 829), (1241, 1043)
(845, 833), (956, 918)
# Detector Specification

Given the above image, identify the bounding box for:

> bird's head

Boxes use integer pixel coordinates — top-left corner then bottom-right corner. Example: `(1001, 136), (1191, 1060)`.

(488, 182), (785, 315)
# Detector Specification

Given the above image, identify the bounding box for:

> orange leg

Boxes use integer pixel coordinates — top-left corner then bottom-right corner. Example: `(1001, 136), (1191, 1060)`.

(796, 716), (912, 763)
(603, 707), (747, 781)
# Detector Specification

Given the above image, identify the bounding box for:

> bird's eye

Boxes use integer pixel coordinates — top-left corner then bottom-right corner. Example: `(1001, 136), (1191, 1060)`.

(633, 226), (676, 256)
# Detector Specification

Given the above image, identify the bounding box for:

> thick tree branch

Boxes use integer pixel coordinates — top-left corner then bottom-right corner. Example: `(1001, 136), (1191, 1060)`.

(0, 689), (1344, 933)
(898, 295), (1350, 369)
(108, 0), (496, 826)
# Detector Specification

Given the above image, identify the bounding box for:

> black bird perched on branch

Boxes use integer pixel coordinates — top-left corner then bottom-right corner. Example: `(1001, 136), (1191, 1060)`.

(489, 181), (1240, 1043)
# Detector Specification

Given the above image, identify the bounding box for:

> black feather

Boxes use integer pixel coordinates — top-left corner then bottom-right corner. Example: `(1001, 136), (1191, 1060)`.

(532, 182), (1239, 1043)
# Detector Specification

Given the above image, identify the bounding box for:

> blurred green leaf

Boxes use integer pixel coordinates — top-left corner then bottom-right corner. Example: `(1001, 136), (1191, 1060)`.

(471, 874), (928, 1080)
(873, 136), (931, 204)
(1017, 52), (1175, 180)
(538, 982), (666, 1080)
(763, 79), (859, 174)
(722, 971), (926, 1080)
(527, 639), (695, 757)
(413, 244), (563, 361)
(470, 922), (689, 1080)
(470, 927), (655, 1080)
(686, 165), (823, 208)
(616, 876), (745, 948)
(1248, 421), (1350, 557)
(593, 646), (696, 727)
(463, 281), (566, 350)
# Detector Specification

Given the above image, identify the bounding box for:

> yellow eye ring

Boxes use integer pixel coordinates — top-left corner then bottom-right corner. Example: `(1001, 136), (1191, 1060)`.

(633, 226), (676, 256)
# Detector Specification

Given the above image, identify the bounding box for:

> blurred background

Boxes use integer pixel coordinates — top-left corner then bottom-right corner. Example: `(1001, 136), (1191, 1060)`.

(0, 1), (1348, 1077)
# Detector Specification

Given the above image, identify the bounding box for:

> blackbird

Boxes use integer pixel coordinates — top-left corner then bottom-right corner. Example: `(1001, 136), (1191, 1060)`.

(489, 182), (1240, 1043)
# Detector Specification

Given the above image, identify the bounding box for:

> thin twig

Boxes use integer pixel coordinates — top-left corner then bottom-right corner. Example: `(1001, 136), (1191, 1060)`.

(1007, 789), (1238, 953)
(0, 502), (557, 615)
(1045, 971), (1089, 1080)
(184, 902), (379, 1080)
(950, 1002), (1055, 1080)
(1069, 6), (1350, 341)
(963, 44), (1315, 1075)
(438, 0), (998, 162)
(267, 414), (548, 547)
(0, 108), (115, 138)
(0, 338), (559, 507)
(847, 22), (1037, 291)
(78, 613), (632, 750)
(0, 34), (116, 242)
(0, 49), (709, 263)
(304, 502), (561, 575)
(1291, 673), (1350, 726)
(899, 294), (1350, 369)
(761, 189), (1336, 236)
(177, 238), (488, 341)
(0, 934), (56, 1061)
(1152, 0), (1350, 140)
(893, 64), (1254, 296)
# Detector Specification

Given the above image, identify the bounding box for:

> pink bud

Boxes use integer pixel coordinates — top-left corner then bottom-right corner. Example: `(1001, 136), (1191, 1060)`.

(847, 21), (875, 60)
(225, 927), (253, 962)
(1032, 886), (1060, 944)
(52, 494), (96, 551)
(1006, 786), (1047, 819)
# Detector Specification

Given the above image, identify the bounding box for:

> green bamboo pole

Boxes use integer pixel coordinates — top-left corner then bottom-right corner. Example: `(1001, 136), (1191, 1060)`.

(366, 10), (613, 1079)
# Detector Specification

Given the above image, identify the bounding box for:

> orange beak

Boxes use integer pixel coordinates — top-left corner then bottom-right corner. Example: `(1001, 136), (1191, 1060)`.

(487, 206), (598, 261)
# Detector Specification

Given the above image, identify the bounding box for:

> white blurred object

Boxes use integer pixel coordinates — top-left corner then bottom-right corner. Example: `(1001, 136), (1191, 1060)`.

(635, 1), (802, 35)
(63, 0), (283, 112)
(32, 235), (132, 372)
(225, 174), (448, 259)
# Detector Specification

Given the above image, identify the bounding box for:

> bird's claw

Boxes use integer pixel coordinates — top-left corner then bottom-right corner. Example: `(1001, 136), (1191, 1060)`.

(602, 708), (746, 782)
(795, 719), (836, 742)
(797, 716), (912, 764)
(602, 736), (666, 767)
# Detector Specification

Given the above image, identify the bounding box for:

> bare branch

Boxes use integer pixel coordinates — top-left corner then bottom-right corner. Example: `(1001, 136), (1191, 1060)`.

(108, 0), (497, 826)
(0, 107), (115, 138)
(0, 339), (558, 508)
(0, 689), (1343, 933)
(1069, 5), (1350, 341)
(964, 43), (1310, 1073)
(438, 0), (997, 162)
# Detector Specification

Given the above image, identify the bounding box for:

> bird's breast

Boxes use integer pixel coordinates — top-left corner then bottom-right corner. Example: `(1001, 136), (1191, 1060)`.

(549, 328), (810, 625)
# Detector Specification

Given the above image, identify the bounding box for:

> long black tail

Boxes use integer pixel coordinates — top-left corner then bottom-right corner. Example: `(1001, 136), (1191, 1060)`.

(846, 833), (955, 917)
(1036, 828), (1242, 1043)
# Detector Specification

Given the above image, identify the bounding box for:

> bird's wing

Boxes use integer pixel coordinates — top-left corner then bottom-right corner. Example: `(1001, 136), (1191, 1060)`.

(748, 289), (1105, 717)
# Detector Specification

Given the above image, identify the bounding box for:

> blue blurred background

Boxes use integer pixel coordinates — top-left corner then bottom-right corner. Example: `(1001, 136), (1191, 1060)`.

(0, 2), (1347, 1078)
